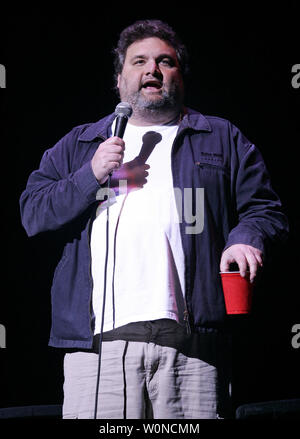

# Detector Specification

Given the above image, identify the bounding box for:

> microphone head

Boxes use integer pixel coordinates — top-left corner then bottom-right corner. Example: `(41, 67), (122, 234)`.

(115, 102), (133, 119)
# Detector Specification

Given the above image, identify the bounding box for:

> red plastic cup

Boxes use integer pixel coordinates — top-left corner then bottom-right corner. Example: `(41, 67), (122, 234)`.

(220, 271), (254, 314)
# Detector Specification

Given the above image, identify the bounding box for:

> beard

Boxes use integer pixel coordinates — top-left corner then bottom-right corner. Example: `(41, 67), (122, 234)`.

(120, 80), (184, 120)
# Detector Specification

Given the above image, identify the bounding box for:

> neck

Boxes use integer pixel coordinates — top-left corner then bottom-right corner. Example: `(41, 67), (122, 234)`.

(128, 107), (183, 126)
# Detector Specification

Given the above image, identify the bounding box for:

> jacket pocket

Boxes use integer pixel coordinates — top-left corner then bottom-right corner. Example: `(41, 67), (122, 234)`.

(195, 161), (230, 177)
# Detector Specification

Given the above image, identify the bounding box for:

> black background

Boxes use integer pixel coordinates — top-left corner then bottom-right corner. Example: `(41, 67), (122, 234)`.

(0, 4), (299, 415)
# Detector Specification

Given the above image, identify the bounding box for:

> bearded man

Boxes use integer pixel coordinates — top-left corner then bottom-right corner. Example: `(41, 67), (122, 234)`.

(20, 19), (288, 419)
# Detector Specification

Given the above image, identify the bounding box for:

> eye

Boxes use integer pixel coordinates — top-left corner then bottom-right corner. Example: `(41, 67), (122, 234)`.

(159, 57), (175, 67)
(133, 58), (145, 65)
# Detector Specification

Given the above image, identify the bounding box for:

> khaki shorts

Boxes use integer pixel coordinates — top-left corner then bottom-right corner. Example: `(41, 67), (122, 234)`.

(62, 332), (232, 419)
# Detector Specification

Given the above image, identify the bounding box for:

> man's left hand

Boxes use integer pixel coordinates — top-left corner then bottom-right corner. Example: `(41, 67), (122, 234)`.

(220, 244), (263, 283)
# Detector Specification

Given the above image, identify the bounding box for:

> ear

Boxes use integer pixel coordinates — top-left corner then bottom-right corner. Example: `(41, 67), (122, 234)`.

(117, 73), (121, 89)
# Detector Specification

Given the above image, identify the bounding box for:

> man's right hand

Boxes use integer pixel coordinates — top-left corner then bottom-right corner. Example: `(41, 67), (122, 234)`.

(91, 136), (125, 184)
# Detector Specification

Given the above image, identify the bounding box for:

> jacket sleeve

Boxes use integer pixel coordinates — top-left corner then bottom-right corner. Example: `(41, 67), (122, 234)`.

(224, 127), (289, 256)
(19, 128), (101, 237)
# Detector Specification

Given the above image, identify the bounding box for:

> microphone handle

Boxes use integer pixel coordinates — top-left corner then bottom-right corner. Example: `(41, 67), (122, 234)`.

(109, 115), (128, 177)
(114, 115), (128, 138)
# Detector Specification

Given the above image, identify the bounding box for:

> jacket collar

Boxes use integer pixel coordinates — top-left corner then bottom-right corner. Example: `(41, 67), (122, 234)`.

(180, 107), (212, 133)
(78, 113), (115, 142)
(78, 107), (212, 142)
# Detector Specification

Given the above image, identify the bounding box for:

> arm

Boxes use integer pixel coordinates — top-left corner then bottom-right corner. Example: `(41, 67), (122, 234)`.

(20, 131), (100, 236)
(220, 128), (289, 281)
(19, 128), (125, 237)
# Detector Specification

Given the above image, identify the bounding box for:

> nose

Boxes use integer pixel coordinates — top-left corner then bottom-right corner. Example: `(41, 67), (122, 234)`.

(146, 59), (162, 78)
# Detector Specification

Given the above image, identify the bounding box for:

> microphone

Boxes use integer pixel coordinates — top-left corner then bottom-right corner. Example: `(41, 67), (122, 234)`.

(108, 102), (132, 178)
(113, 102), (133, 138)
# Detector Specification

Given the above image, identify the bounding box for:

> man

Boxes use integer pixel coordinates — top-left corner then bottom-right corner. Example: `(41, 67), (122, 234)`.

(20, 20), (288, 419)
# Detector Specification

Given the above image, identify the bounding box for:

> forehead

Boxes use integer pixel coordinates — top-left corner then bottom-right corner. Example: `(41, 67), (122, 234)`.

(125, 37), (178, 61)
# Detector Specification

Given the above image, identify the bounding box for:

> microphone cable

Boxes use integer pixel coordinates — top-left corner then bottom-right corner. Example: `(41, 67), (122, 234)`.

(93, 173), (111, 420)
(93, 177), (129, 419)
(93, 102), (132, 419)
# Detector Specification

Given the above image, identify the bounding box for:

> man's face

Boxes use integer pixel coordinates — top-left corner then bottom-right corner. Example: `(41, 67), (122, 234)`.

(117, 37), (184, 117)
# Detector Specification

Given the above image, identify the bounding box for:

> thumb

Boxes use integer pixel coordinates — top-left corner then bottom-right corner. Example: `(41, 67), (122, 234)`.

(220, 251), (231, 272)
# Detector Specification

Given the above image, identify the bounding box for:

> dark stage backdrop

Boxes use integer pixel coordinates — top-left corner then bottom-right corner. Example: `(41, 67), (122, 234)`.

(0, 7), (299, 414)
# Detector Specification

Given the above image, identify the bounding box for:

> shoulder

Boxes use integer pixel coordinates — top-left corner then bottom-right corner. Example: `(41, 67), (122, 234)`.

(55, 112), (115, 145)
(186, 108), (252, 144)
(184, 107), (236, 134)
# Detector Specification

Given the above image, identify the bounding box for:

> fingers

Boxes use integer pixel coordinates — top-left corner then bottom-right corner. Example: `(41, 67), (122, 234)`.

(220, 244), (263, 283)
(103, 136), (125, 150)
(101, 137), (125, 168)
(244, 250), (259, 283)
(91, 137), (125, 182)
(220, 252), (233, 273)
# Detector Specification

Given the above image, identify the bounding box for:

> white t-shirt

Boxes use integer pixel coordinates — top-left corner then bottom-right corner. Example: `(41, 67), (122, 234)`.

(90, 120), (185, 333)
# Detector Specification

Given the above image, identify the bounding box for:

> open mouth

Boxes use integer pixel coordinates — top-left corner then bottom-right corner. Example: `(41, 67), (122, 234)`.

(142, 80), (162, 91)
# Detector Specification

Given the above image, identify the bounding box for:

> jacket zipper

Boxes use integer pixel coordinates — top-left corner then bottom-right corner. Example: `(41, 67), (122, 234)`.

(87, 216), (95, 341)
(183, 307), (192, 335)
(170, 125), (193, 336)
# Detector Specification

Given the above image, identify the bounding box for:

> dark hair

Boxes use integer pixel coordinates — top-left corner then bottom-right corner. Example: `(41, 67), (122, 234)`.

(113, 19), (189, 85)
